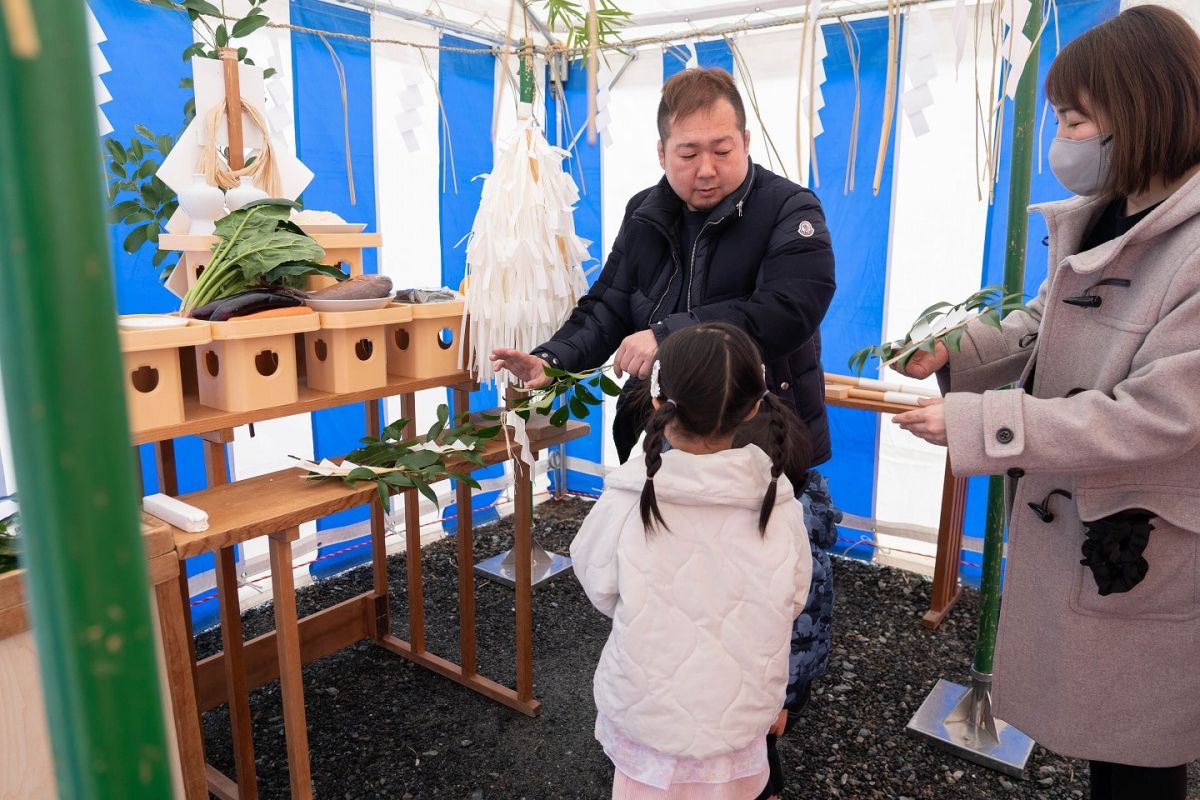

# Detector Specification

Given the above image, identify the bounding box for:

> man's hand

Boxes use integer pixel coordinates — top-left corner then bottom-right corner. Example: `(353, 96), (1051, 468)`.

(613, 330), (658, 380)
(893, 397), (948, 447)
(769, 708), (788, 737)
(491, 348), (552, 389)
(896, 341), (950, 380)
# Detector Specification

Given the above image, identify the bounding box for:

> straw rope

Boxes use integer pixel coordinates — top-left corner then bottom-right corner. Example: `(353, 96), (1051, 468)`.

(196, 97), (282, 195)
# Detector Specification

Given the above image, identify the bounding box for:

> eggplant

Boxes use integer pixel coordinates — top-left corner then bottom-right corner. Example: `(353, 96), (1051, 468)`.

(190, 286), (306, 320)
(208, 291), (305, 321)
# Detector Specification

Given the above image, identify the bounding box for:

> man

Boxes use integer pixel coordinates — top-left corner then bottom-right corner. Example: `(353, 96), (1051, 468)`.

(492, 67), (839, 797)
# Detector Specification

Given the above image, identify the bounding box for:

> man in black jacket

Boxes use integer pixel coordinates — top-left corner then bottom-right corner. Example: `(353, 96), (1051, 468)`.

(493, 67), (839, 798)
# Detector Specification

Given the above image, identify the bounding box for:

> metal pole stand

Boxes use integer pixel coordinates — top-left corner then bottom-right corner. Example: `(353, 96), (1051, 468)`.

(474, 539), (573, 590)
(906, 669), (1034, 777)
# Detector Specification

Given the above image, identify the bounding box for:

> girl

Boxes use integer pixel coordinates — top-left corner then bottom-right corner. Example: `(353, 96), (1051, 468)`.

(895, 7), (1200, 798)
(571, 323), (813, 799)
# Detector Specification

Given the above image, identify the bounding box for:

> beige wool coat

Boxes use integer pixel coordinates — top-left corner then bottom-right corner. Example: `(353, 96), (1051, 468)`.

(941, 170), (1200, 767)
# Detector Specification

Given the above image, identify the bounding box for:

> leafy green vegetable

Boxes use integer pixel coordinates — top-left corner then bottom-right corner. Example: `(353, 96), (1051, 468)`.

(180, 199), (333, 314)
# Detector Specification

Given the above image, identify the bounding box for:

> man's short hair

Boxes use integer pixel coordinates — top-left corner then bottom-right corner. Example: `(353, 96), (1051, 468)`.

(657, 67), (747, 142)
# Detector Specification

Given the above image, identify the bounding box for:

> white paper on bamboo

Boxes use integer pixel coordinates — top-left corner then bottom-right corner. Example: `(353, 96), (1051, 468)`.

(462, 116), (592, 387)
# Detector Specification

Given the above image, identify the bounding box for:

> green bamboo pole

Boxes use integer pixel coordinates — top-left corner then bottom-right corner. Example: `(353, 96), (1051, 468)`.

(518, 38), (536, 105)
(975, 2), (1042, 675)
(0, 3), (172, 798)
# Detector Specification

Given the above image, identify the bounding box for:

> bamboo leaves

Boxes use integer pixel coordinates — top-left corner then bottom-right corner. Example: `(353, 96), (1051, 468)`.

(848, 285), (1032, 375)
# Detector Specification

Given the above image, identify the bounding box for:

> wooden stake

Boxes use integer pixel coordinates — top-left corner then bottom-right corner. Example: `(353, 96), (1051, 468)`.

(586, 0), (598, 145)
(219, 47), (245, 171)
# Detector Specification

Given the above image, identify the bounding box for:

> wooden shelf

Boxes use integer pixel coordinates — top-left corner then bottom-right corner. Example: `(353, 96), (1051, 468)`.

(132, 371), (472, 445)
(162, 418), (589, 559)
(159, 232), (382, 251)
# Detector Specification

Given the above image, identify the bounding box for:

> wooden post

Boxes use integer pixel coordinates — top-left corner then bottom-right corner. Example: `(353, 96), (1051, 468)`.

(401, 393), (425, 653)
(922, 460), (967, 629)
(453, 387), (478, 676)
(219, 47), (245, 171)
(268, 527), (312, 799)
(215, 545), (258, 799)
(366, 400), (391, 638)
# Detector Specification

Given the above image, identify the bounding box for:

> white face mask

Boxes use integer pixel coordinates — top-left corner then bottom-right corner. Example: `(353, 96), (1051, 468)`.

(1048, 133), (1114, 196)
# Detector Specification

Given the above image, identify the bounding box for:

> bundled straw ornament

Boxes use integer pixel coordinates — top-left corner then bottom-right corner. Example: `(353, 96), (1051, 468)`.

(462, 108), (591, 388)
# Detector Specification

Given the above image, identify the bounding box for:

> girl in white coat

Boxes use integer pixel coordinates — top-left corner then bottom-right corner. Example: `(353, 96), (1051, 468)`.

(571, 323), (813, 799)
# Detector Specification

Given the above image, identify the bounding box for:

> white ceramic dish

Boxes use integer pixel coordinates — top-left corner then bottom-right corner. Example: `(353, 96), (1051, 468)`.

(296, 223), (368, 235)
(305, 295), (394, 312)
(119, 315), (190, 330)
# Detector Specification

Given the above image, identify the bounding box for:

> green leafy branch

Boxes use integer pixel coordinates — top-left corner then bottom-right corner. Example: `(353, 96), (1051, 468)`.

(542, 0), (630, 54)
(315, 405), (501, 509)
(848, 285), (1031, 375)
(500, 364), (623, 427)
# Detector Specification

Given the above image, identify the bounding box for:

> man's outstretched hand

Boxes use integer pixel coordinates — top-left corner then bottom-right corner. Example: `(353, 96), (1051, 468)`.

(491, 348), (552, 388)
(614, 330), (658, 380)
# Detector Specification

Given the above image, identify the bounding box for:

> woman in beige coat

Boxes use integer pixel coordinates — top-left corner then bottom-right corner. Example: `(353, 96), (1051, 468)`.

(893, 6), (1200, 798)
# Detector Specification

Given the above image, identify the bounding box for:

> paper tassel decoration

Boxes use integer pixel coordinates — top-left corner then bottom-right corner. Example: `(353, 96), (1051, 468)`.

(902, 5), (938, 137)
(462, 111), (592, 392)
(86, 5), (113, 136)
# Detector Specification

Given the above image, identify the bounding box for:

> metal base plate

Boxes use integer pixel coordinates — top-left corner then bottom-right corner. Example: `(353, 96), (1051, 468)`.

(906, 679), (1035, 778)
(473, 541), (573, 590)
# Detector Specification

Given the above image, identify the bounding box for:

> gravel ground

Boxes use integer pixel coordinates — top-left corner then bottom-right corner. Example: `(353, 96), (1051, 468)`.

(196, 497), (1198, 799)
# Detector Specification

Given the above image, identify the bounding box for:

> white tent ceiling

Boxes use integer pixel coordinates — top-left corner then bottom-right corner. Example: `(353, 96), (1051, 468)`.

(346, 0), (929, 46)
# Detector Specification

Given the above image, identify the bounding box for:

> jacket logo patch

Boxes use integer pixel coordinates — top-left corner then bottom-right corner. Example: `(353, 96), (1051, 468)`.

(798, 220), (815, 238)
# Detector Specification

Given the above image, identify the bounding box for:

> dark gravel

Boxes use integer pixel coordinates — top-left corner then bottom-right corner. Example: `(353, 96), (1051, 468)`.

(196, 497), (1198, 799)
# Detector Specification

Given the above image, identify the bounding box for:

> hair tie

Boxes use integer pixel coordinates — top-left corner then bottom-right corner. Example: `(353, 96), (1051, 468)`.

(761, 390), (771, 400)
(665, 398), (678, 408)
(770, 475), (779, 485)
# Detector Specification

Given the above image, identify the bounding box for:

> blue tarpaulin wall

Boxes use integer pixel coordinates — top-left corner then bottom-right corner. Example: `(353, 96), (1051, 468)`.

(91, 0), (222, 627)
(546, 59), (606, 496)
(814, 15), (902, 559)
(290, 0), (384, 579)
(960, 0), (1119, 586)
(438, 35), (504, 533)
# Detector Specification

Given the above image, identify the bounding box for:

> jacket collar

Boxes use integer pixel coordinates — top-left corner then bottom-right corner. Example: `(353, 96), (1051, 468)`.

(1033, 166), (1200, 274)
(632, 157), (757, 233)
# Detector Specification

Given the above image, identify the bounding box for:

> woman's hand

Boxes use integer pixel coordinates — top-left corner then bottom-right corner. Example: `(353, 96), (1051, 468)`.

(769, 708), (788, 737)
(893, 397), (948, 446)
(896, 341), (950, 380)
(491, 348), (552, 389)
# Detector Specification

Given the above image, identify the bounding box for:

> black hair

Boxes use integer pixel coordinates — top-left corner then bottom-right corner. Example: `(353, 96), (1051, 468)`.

(639, 322), (808, 535)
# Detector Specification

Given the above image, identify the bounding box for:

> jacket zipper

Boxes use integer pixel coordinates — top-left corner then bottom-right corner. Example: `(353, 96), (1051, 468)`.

(684, 171), (756, 312)
(645, 167), (757, 319)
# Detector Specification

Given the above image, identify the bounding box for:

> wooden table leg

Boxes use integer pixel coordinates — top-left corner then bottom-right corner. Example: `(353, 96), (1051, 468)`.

(216, 545), (258, 798)
(513, 456), (534, 703)
(922, 459), (967, 629)
(155, 576), (209, 799)
(365, 400), (390, 639)
(268, 527), (313, 799)
(453, 389), (477, 676)
(401, 394), (425, 654)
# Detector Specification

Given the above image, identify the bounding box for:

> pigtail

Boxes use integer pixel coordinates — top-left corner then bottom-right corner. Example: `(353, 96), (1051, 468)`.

(640, 402), (677, 535)
(757, 393), (790, 533)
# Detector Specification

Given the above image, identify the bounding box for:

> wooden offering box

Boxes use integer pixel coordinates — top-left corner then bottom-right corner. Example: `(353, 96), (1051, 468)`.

(196, 313), (319, 412)
(119, 317), (212, 431)
(386, 299), (465, 379)
(304, 305), (412, 394)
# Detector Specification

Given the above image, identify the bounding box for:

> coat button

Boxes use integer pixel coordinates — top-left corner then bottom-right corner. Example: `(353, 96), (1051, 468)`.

(780, 382), (790, 390)
(1007, 467), (1024, 478)
(995, 427), (1014, 444)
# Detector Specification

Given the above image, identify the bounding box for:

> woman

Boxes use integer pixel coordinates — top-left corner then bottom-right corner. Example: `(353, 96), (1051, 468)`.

(893, 6), (1200, 798)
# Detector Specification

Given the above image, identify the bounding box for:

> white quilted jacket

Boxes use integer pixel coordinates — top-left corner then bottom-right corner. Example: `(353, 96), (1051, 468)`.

(570, 445), (812, 760)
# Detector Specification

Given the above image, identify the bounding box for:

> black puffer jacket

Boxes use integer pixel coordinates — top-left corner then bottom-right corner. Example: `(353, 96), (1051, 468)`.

(534, 160), (836, 465)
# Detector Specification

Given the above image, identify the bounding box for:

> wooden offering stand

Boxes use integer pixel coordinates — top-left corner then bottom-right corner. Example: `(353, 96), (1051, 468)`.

(823, 374), (967, 630)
